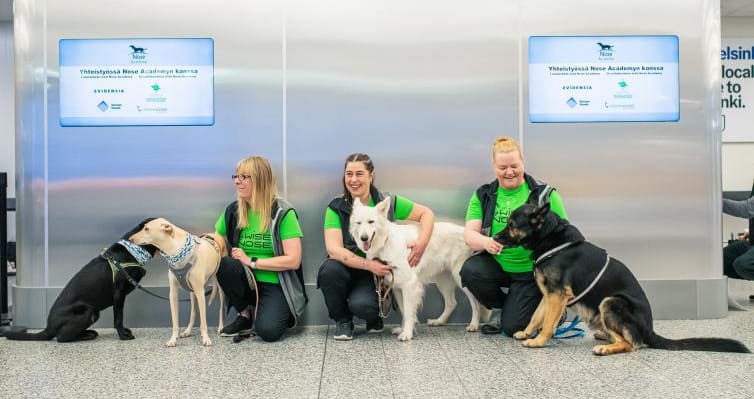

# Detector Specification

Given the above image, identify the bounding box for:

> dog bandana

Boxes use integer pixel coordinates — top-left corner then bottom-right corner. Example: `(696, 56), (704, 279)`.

(161, 234), (199, 267)
(117, 239), (154, 266)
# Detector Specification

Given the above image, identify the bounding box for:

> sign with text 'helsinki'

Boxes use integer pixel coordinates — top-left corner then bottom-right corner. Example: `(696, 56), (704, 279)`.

(529, 36), (679, 123)
(59, 38), (214, 126)
(721, 39), (754, 143)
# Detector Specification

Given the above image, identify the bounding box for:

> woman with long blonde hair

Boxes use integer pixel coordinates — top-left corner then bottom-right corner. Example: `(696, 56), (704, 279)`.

(214, 156), (307, 342)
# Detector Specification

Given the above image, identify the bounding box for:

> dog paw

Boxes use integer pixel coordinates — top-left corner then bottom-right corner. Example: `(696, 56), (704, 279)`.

(513, 331), (529, 340)
(427, 318), (445, 327)
(592, 344), (611, 355)
(118, 328), (135, 340)
(522, 338), (545, 348)
(180, 329), (192, 338)
(165, 338), (177, 347)
(201, 336), (213, 346)
(397, 331), (413, 341)
(217, 326), (224, 335)
(391, 327), (403, 335)
(466, 323), (480, 332)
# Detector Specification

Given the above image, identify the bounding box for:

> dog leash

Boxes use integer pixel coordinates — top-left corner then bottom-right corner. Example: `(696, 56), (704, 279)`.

(374, 271), (395, 319)
(233, 264), (261, 343)
(523, 312), (585, 340)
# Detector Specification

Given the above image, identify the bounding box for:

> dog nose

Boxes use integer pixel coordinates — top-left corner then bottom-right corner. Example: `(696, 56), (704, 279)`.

(360, 234), (369, 242)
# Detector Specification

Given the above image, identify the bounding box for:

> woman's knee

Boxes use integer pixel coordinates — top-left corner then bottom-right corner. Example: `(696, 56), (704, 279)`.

(733, 256), (754, 280)
(501, 319), (526, 337)
(217, 257), (242, 279)
(460, 257), (486, 286)
(255, 323), (286, 342)
(318, 259), (349, 286)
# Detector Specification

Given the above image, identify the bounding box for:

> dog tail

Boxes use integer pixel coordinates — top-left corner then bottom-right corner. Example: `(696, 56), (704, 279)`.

(647, 332), (750, 353)
(3, 327), (56, 341)
(208, 283), (218, 306)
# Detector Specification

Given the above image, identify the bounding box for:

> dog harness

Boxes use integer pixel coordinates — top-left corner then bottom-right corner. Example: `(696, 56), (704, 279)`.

(162, 234), (200, 292)
(533, 240), (611, 306)
(101, 240), (154, 283)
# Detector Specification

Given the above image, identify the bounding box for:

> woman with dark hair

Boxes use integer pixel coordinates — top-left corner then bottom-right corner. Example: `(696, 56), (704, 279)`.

(318, 153), (435, 340)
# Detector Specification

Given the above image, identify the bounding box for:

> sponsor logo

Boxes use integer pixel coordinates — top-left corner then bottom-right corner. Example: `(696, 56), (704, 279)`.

(614, 80), (632, 99)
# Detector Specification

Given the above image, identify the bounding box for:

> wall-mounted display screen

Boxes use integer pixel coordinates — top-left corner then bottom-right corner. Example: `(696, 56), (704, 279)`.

(59, 38), (214, 126)
(528, 35), (679, 123)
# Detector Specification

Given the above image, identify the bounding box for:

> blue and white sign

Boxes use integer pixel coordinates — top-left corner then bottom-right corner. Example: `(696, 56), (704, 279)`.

(528, 36), (679, 123)
(59, 38), (214, 126)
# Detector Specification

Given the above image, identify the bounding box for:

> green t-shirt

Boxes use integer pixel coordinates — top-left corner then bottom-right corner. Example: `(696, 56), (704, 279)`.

(215, 209), (303, 284)
(324, 195), (415, 256)
(466, 183), (567, 273)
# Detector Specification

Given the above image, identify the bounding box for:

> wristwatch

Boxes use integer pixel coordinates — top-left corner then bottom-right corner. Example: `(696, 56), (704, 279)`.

(250, 257), (258, 269)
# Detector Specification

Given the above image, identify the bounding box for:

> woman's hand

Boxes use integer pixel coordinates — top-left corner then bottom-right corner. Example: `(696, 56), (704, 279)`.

(484, 237), (503, 255)
(407, 239), (427, 267)
(366, 258), (393, 276)
(231, 247), (251, 267)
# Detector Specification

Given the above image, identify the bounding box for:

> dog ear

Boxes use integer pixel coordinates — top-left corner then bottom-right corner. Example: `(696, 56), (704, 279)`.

(161, 223), (174, 237)
(376, 196), (391, 218)
(353, 197), (363, 207)
(529, 203), (550, 226)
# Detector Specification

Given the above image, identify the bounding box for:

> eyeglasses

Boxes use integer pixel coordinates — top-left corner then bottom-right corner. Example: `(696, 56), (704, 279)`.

(232, 174), (251, 182)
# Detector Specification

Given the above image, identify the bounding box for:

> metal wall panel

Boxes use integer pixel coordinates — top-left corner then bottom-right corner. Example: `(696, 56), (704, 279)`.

(521, 0), (722, 281)
(14, 0), (725, 325)
(41, 0), (283, 287)
(287, 0), (519, 284)
(14, 0), (48, 300)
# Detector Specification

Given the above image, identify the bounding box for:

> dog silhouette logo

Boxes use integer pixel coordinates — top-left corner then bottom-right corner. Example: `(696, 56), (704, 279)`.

(129, 45), (148, 63)
(597, 42), (613, 51)
(129, 45), (147, 54)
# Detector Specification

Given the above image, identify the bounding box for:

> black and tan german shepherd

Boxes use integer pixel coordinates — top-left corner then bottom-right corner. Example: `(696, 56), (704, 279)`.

(495, 201), (749, 355)
(0, 218), (158, 342)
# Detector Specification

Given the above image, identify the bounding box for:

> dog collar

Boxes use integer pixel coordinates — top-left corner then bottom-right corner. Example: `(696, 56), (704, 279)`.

(161, 234), (198, 267)
(534, 240), (583, 266)
(117, 239), (153, 266)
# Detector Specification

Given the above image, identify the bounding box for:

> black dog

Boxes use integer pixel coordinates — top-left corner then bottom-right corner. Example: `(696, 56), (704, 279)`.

(0, 218), (158, 342)
(495, 201), (749, 355)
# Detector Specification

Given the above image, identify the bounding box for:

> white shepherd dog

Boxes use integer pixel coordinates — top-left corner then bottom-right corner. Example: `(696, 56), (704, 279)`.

(349, 196), (490, 341)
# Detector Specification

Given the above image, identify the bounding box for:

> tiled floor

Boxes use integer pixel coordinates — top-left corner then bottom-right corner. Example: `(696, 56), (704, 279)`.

(1, 281), (753, 399)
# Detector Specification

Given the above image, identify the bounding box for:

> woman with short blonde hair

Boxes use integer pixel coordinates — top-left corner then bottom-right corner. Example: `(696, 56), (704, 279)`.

(460, 136), (568, 336)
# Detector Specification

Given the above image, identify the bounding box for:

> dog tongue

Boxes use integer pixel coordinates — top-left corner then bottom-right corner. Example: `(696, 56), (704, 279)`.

(363, 241), (371, 251)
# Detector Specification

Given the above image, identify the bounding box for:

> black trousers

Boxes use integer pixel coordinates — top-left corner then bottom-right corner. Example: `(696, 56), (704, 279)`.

(317, 259), (380, 324)
(724, 240), (754, 281)
(460, 253), (542, 336)
(215, 257), (293, 342)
